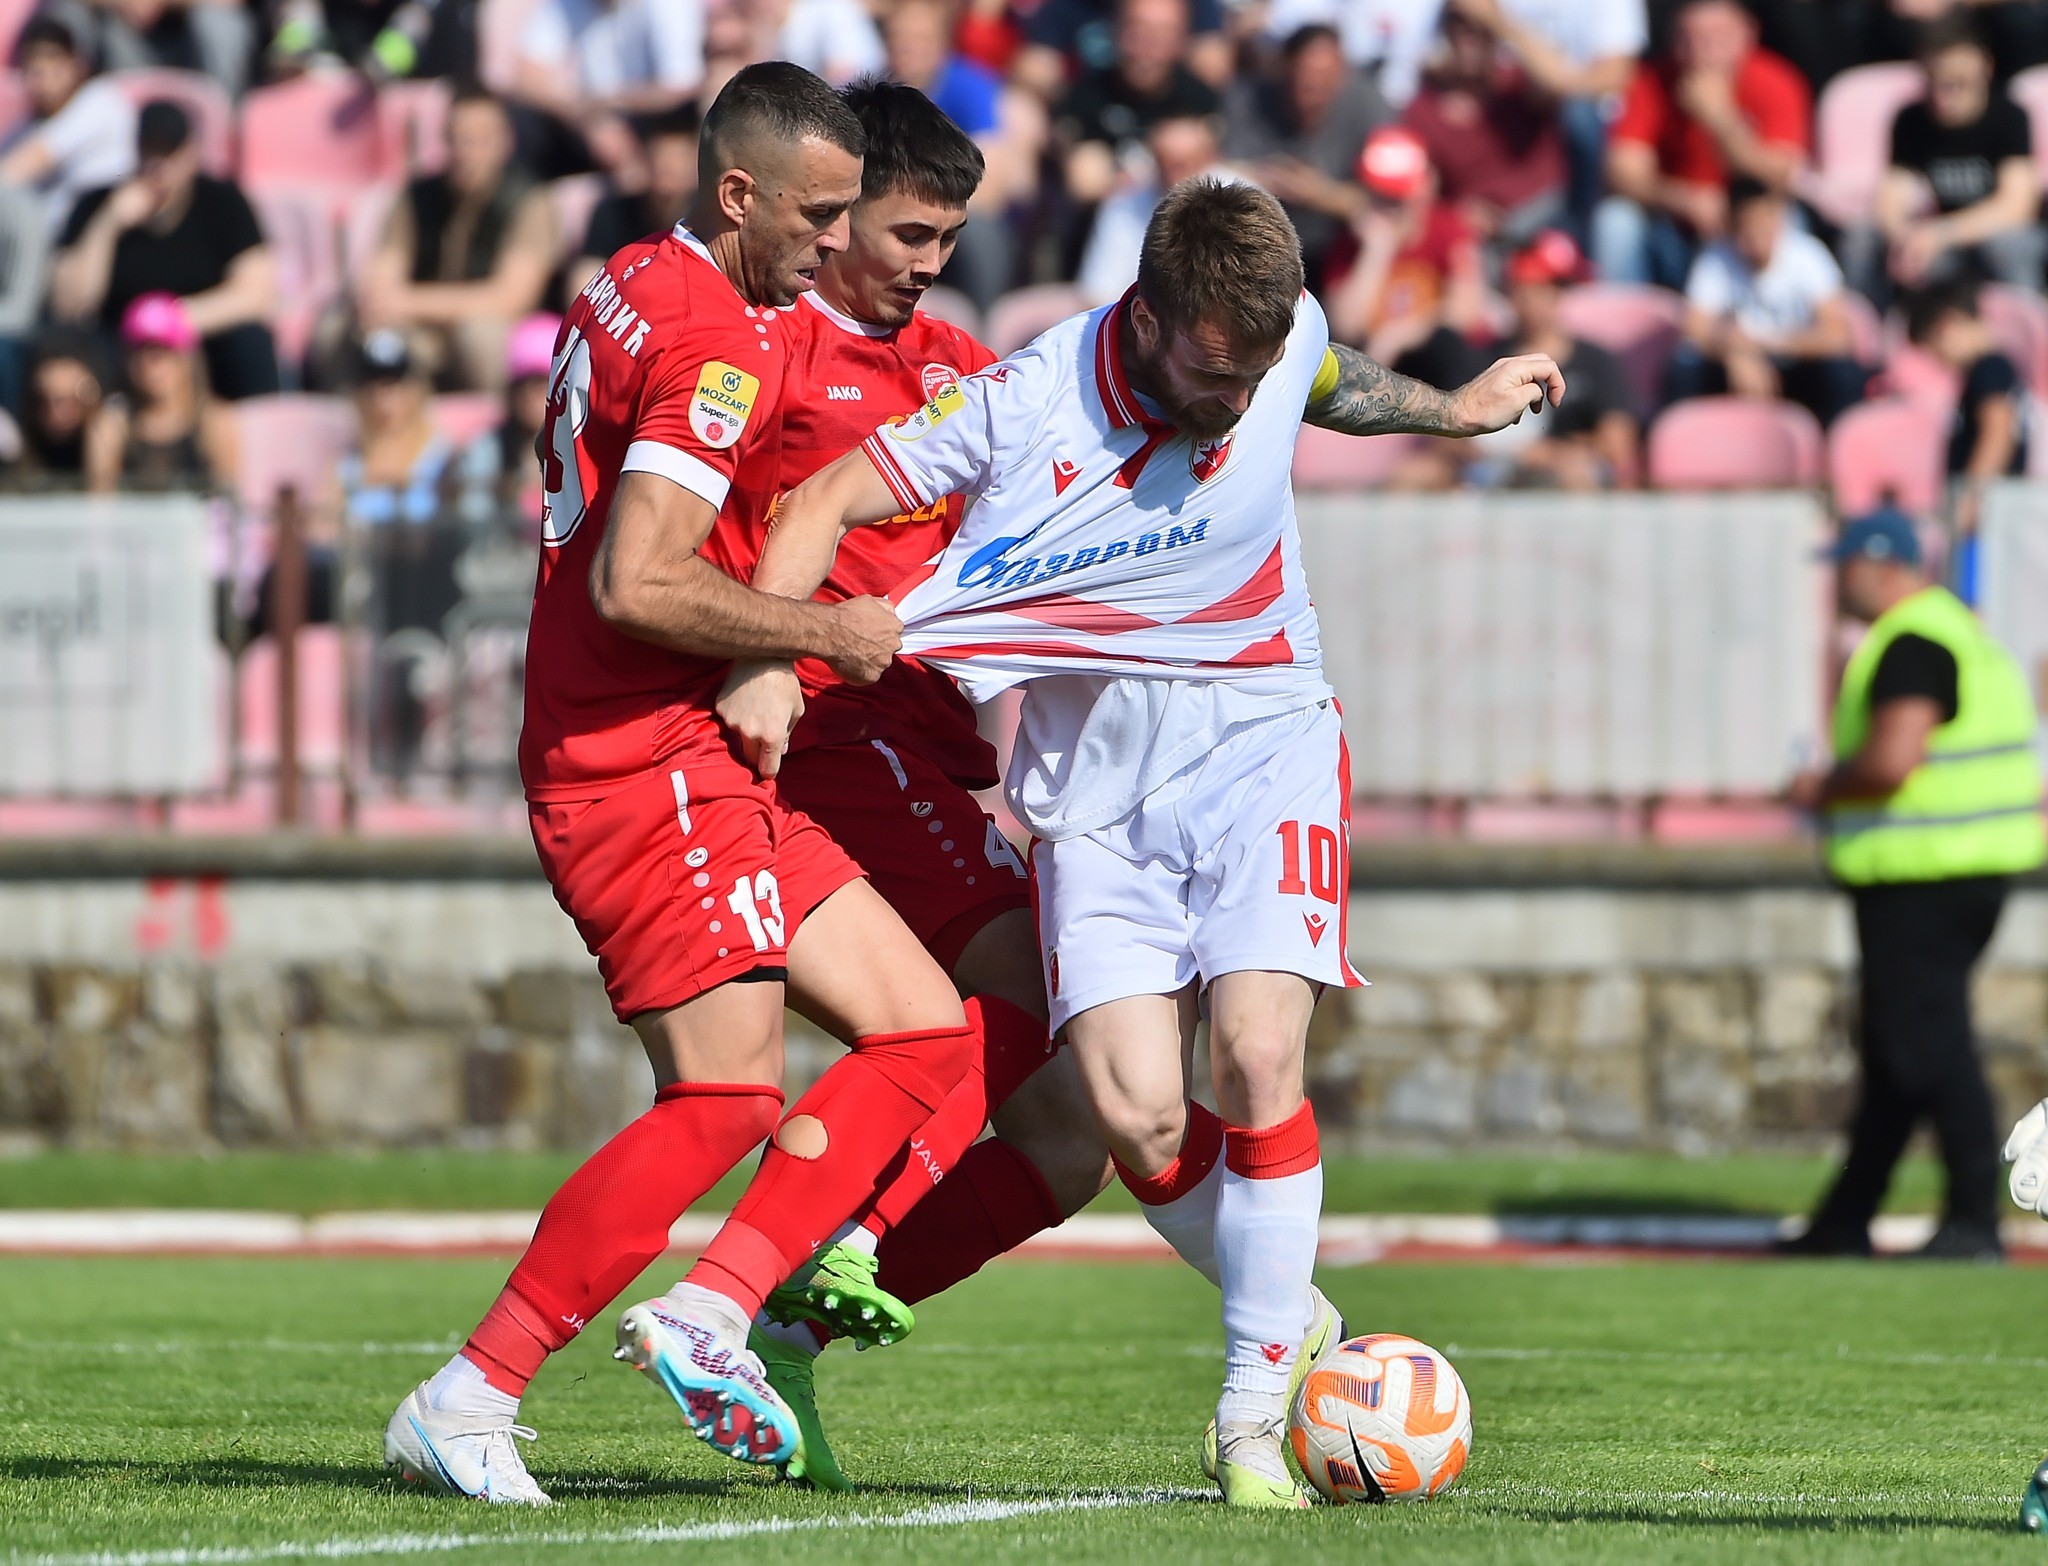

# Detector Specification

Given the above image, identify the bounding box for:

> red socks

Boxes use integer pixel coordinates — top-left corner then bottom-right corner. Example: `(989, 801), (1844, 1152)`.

(687, 1021), (975, 1318)
(1115, 1099), (1225, 1205)
(470, 1080), (781, 1395)
(864, 996), (1054, 1234)
(1223, 1100), (1320, 1177)
(873, 1137), (1064, 1305)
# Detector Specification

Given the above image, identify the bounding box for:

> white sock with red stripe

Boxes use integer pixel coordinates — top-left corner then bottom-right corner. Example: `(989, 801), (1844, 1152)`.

(1113, 1101), (1224, 1285)
(1214, 1102), (1322, 1430)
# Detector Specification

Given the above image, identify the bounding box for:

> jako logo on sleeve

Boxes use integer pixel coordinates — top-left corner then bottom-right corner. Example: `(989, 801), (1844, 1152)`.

(956, 519), (1210, 591)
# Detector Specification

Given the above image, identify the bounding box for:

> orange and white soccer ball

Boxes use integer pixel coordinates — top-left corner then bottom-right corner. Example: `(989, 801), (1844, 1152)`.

(1287, 1333), (1472, 1504)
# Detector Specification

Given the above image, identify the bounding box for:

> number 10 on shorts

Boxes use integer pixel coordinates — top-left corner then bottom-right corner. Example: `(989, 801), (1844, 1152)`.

(1275, 820), (1341, 902)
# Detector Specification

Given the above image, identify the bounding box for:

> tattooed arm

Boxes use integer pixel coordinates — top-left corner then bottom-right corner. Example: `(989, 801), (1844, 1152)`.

(1304, 343), (1566, 438)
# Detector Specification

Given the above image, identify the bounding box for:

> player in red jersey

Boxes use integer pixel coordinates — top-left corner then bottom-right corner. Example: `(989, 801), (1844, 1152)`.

(383, 64), (984, 1504)
(712, 81), (1115, 1489)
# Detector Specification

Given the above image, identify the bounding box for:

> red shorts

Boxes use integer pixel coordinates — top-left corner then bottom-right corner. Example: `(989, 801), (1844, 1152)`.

(776, 738), (1032, 975)
(531, 755), (862, 1022)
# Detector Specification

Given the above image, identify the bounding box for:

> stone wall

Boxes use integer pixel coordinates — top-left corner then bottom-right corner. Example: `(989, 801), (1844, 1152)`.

(0, 839), (2043, 1155)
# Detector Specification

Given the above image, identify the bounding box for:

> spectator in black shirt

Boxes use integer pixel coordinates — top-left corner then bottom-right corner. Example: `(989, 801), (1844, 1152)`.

(1053, 0), (1221, 207)
(48, 100), (281, 400)
(1388, 230), (1640, 491)
(1908, 277), (2029, 604)
(568, 105), (698, 302)
(1861, 13), (2042, 300)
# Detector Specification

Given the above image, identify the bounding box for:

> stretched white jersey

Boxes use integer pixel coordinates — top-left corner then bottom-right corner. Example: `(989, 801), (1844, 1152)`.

(867, 290), (1332, 706)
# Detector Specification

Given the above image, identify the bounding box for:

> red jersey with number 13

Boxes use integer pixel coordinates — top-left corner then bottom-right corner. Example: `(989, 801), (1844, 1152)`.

(731, 291), (997, 787)
(520, 226), (795, 802)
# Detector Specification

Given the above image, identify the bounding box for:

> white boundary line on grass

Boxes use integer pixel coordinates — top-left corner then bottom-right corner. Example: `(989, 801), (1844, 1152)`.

(12, 1488), (1214, 1566)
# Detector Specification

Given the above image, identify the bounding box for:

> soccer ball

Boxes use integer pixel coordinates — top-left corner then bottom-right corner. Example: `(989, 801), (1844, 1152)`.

(1287, 1332), (1472, 1504)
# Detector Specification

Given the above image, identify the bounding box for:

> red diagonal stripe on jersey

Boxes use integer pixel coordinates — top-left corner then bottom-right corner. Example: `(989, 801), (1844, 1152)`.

(1224, 627), (1294, 665)
(999, 591), (1162, 635)
(887, 560), (941, 605)
(1115, 429), (1173, 489)
(911, 638), (1133, 664)
(861, 434), (924, 513)
(1175, 541), (1285, 625)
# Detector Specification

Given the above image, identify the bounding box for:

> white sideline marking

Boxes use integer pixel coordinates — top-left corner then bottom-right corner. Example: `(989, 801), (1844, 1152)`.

(2, 1209), (2030, 1258)
(11, 1488), (1211, 1566)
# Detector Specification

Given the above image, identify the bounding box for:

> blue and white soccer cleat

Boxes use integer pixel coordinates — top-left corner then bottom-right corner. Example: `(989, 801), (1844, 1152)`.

(382, 1383), (551, 1505)
(615, 1293), (805, 1468)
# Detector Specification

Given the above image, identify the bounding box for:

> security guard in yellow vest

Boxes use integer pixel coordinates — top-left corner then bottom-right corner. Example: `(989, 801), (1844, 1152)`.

(1786, 509), (2046, 1261)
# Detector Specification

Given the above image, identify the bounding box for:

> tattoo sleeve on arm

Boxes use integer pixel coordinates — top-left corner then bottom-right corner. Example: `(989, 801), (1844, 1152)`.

(1304, 343), (1463, 437)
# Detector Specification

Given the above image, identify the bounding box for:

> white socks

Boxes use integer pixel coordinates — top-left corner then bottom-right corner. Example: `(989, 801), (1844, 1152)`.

(1213, 1160), (1323, 1429)
(664, 1279), (751, 1340)
(1137, 1155), (1223, 1285)
(427, 1352), (519, 1422)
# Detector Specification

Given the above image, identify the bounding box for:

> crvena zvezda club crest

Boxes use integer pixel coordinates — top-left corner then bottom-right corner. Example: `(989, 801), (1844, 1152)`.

(1190, 435), (1232, 483)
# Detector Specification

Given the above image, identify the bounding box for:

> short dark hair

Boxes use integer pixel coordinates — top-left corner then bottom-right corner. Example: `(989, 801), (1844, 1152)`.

(1906, 276), (1982, 342)
(1137, 177), (1302, 347)
(839, 77), (984, 207)
(1281, 22), (1341, 59)
(1727, 174), (1777, 211)
(701, 61), (865, 184)
(16, 16), (80, 58)
(645, 102), (701, 143)
(137, 99), (191, 157)
(448, 79), (504, 114)
(1919, 9), (1987, 62)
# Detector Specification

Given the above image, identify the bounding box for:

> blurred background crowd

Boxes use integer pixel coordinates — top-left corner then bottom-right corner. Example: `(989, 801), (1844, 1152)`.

(0, 0), (2045, 824)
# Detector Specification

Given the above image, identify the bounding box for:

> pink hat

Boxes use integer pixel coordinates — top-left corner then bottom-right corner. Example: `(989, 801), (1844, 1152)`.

(1356, 126), (1432, 203)
(508, 312), (562, 382)
(121, 292), (198, 353)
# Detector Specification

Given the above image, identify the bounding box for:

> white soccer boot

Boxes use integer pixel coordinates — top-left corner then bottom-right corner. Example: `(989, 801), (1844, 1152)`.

(1202, 1284), (1346, 1481)
(1214, 1416), (1312, 1509)
(615, 1285), (805, 1467)
(383, 1382), (550, 1505)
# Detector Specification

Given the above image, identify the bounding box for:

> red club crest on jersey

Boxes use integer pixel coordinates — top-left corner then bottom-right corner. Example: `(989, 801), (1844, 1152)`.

(1190, 435), (1232, 484)
(921, 362), (960, 400)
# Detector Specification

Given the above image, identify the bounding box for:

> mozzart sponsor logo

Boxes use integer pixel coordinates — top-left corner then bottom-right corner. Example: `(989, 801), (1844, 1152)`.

(955, 519), (1210, 591)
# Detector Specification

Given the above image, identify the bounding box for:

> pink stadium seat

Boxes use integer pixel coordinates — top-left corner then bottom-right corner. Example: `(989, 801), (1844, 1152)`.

(1979, 283), (2048, 397)
(1827, 398), (1946, 516)
(1878, 341), (1959, 410)
(477, 0), (544, 95)
(432, 392), (500, 447)
(378, 78), (451, 179)
(237, 626), (348, 773)
(0, 0), (34, 61)
(549, 173), (604, 263)
(1554, 282), (1684, 415)
(1647, 397), (1825, 489)
(230, 394), (355, 511)
(0, 70), (29, 139)
(2010, 65), (2048, 184)
(239, 74), (388, 189)
(1291, 425), (1423, 489)
(1804, 62), (1922, 226)
(246, 187), (343, 368)
(917, 284), (982, 339)
(986, 284), (1088, 356)
(107, 68), (233, 175)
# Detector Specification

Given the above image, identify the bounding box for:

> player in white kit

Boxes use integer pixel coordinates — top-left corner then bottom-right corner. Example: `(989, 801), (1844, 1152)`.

(720, 180), (1564, 1505)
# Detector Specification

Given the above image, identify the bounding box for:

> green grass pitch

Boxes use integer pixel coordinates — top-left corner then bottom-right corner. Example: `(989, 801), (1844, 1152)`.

(2, 1251), (2043, 1565)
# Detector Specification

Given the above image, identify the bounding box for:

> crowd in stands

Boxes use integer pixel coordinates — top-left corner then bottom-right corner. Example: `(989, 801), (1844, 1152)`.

(0, 0), (2037, 577)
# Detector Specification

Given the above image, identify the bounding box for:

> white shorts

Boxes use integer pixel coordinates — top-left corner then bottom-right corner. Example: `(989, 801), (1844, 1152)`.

(1032, 700), (1366, 1033)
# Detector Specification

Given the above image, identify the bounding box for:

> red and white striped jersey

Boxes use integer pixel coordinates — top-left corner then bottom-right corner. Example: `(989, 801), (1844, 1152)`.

(867, 289), (1332, 706)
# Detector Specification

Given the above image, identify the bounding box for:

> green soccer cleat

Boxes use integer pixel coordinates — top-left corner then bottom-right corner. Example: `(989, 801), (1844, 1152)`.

(750, 1328), (852, 1492)
(2023, 1457), (2048, 1533)
(1215, 1420), (1312, 1509)
(762, 1242), (916, 1349)
(1201, 1285), (1345, 1483)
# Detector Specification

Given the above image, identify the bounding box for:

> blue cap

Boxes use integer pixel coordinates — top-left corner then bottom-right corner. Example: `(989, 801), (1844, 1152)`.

(1821, 507), (1923, 567)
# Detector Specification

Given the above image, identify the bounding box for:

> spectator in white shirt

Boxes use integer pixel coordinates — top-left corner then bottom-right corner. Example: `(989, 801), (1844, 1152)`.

(1441, 0), (1646, 236)
(0, 18), (134, 238)
(1076, 109), (1231, 302)
(1260, 0), (1442, 107)
(1667, 176), (1868, 428)
(515, 0), (703, 178)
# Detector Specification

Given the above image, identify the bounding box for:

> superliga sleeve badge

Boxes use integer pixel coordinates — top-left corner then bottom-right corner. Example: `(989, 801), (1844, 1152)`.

(690, 361), (759, 449)
(884, 378), (965, 444)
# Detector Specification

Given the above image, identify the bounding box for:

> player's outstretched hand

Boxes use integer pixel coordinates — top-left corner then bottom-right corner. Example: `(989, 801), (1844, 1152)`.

(717, 661), (804, 779)
(2006, 1098), (2048, 1216)
(1449, 353), (1566, 436)
(825, 595), (903, 685)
